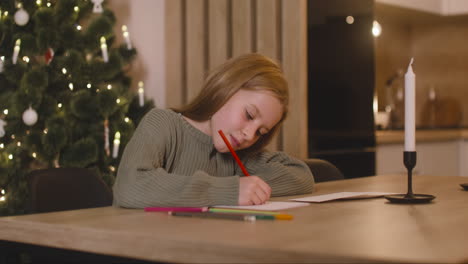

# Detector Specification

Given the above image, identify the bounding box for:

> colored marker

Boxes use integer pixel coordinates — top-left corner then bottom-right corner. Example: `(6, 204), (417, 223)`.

(169, 211), (256, 222)
(145, 207), (208, 213)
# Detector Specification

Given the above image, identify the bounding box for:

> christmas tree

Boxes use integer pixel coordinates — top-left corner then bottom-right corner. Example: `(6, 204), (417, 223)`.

(0, 0), (154, 215)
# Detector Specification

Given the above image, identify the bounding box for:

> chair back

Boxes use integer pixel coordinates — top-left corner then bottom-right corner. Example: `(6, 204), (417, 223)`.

(28, 168), (113, 213)
(303, 158), (345, 183)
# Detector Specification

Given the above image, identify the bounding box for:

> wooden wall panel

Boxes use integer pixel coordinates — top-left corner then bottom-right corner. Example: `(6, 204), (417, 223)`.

(164, 0), (184, 108)
(256, 0), (279, 59)
(164, 0), (308, 158)
(186, 0), (206, 101)
(208, 0), (229, 71)
(232, 0), (252, 57)
(282, 0), (308, 158)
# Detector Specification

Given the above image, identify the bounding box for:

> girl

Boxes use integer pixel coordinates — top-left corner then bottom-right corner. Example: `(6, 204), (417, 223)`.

(113, 53), (314, 208)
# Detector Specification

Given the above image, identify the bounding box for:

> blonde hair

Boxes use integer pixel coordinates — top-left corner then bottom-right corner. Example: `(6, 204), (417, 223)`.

(174, 53), (289, 152)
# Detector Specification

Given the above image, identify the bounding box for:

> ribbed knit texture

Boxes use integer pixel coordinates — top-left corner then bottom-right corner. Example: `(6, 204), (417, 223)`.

(112, 108), (315, 208)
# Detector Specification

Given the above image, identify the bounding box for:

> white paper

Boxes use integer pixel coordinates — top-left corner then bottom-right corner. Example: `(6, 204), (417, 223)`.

(291, 192), (397, 203)
(213, 201), (309, 211)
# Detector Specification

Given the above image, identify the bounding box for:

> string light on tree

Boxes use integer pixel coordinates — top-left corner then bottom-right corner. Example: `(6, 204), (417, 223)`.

(0, 56), (4, 72)
(0, 118), (6, 138)
(138, 81), (145, 107)
(0, 188), (6, 202)
(100, 36), (109, 63)
(22, 106), (38, 126)
(112, 131), (121, 158)
(122, 25), (132, 50)
(14, 3), (29, 26)
(12, 39), (21, 64)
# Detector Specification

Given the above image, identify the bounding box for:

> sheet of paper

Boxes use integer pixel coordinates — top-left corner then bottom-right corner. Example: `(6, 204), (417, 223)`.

(213, 201), (309, 211)
(291, 192), (398, 203)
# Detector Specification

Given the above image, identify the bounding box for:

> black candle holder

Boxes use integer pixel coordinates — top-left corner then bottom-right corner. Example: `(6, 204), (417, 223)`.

(384, 151), (435, 204)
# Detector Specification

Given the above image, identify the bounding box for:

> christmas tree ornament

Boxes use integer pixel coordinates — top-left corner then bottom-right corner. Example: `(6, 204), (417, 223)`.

(0, 56), (4, 73)
(112, 131), (120, 158)
(14, 5), (29, 26)
(122, 25), (132, 50)
(22, 106), (38, 126)
(104, 119), (110, 156)
(44, 48), (54, 65)
(91, 0), (104, 13)
(100, 36), (109, 62)
(0, 118), (6, 138)
(12, 39), (21, 65)
(138, 81), (145, 107)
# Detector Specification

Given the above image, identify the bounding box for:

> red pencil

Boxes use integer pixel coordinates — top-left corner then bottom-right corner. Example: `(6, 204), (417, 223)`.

(218, 130), (250, 176)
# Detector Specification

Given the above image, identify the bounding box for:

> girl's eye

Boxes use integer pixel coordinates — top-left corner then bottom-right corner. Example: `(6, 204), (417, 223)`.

(245, 111), (254, 120)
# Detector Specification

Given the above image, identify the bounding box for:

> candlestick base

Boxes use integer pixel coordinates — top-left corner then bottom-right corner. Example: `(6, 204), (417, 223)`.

(384, 151), (436, 204)
(384, 193), (435, 204)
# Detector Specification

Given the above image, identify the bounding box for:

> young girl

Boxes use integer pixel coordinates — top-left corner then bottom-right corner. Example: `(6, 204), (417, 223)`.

(113, 53), (314, 208)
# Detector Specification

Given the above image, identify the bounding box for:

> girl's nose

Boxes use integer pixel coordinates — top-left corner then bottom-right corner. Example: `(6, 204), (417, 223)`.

(242, 125), (257, 141)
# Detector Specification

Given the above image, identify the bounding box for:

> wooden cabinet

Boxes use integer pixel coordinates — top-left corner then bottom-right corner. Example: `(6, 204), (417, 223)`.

(377, 140), (460, 176)
(376, 0), (468, 16)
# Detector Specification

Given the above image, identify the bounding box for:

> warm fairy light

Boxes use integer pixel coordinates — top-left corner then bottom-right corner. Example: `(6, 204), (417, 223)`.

(69, 83), (74, 91)
(124, 117), (130, 123)
(74, 6), (79, 12)
(36, 0), (42, 6)
(109, 166), (116, 172)
(17, 3), (23, 8)
(0, 143), (4, 149)
(22, 56), (30, 63)
(138, 81), (145, 107)
(346, 16), (354, 24)
(87, 83), (92, 89)
(76, 25), (82, 31)
(58, 103), (62, 108)
(43, 129), (48, 134)
(17, 141), (21, 147)
(8, 154), (13, 160)
(107, 84), (112, 90)
(32, 152), (37, 158)
(3, 109), (8, 115)
(62, 68), (67, 74)
(11, 134), (15, 139)
(372, 20), (382, 37)
(116, 98), (121, 104)
(112, 132), (121, 158)
(46, 2), (51, 7)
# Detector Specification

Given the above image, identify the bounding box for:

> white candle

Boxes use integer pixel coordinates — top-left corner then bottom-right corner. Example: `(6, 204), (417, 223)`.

(100, 36), (108, 62)
(122, 25), (132, 50)
(138, 81), (145, 107)
(404, 58), (416, 151)
(112, 131), (121, 158)
(12, 39), (21, 64)
(0, 56), (4, 72)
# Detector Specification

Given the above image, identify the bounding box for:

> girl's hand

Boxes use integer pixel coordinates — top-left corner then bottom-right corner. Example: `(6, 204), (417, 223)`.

(238, 176), (272, 205)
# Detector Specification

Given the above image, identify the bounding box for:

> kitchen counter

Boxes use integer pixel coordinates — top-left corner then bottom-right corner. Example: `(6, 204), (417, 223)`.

(376, 129), (468, 145)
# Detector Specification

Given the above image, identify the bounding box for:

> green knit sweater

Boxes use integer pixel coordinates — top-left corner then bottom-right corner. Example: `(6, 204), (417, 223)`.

(112, 108), (315, 208)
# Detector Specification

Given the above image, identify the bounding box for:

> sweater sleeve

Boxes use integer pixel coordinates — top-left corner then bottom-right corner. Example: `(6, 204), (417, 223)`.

(112, 109), (239, 208)
(239, 151), (315, 196)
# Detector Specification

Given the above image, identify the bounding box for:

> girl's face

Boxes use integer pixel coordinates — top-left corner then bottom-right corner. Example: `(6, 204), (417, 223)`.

(210, 89), (283, 152)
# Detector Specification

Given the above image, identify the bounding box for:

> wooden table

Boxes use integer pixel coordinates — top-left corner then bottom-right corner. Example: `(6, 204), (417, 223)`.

(1, 175), (467, 263)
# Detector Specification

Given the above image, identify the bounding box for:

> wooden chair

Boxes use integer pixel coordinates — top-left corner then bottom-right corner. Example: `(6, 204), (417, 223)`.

(28, 168), (113, 214)
(303, 158), (345, 183)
